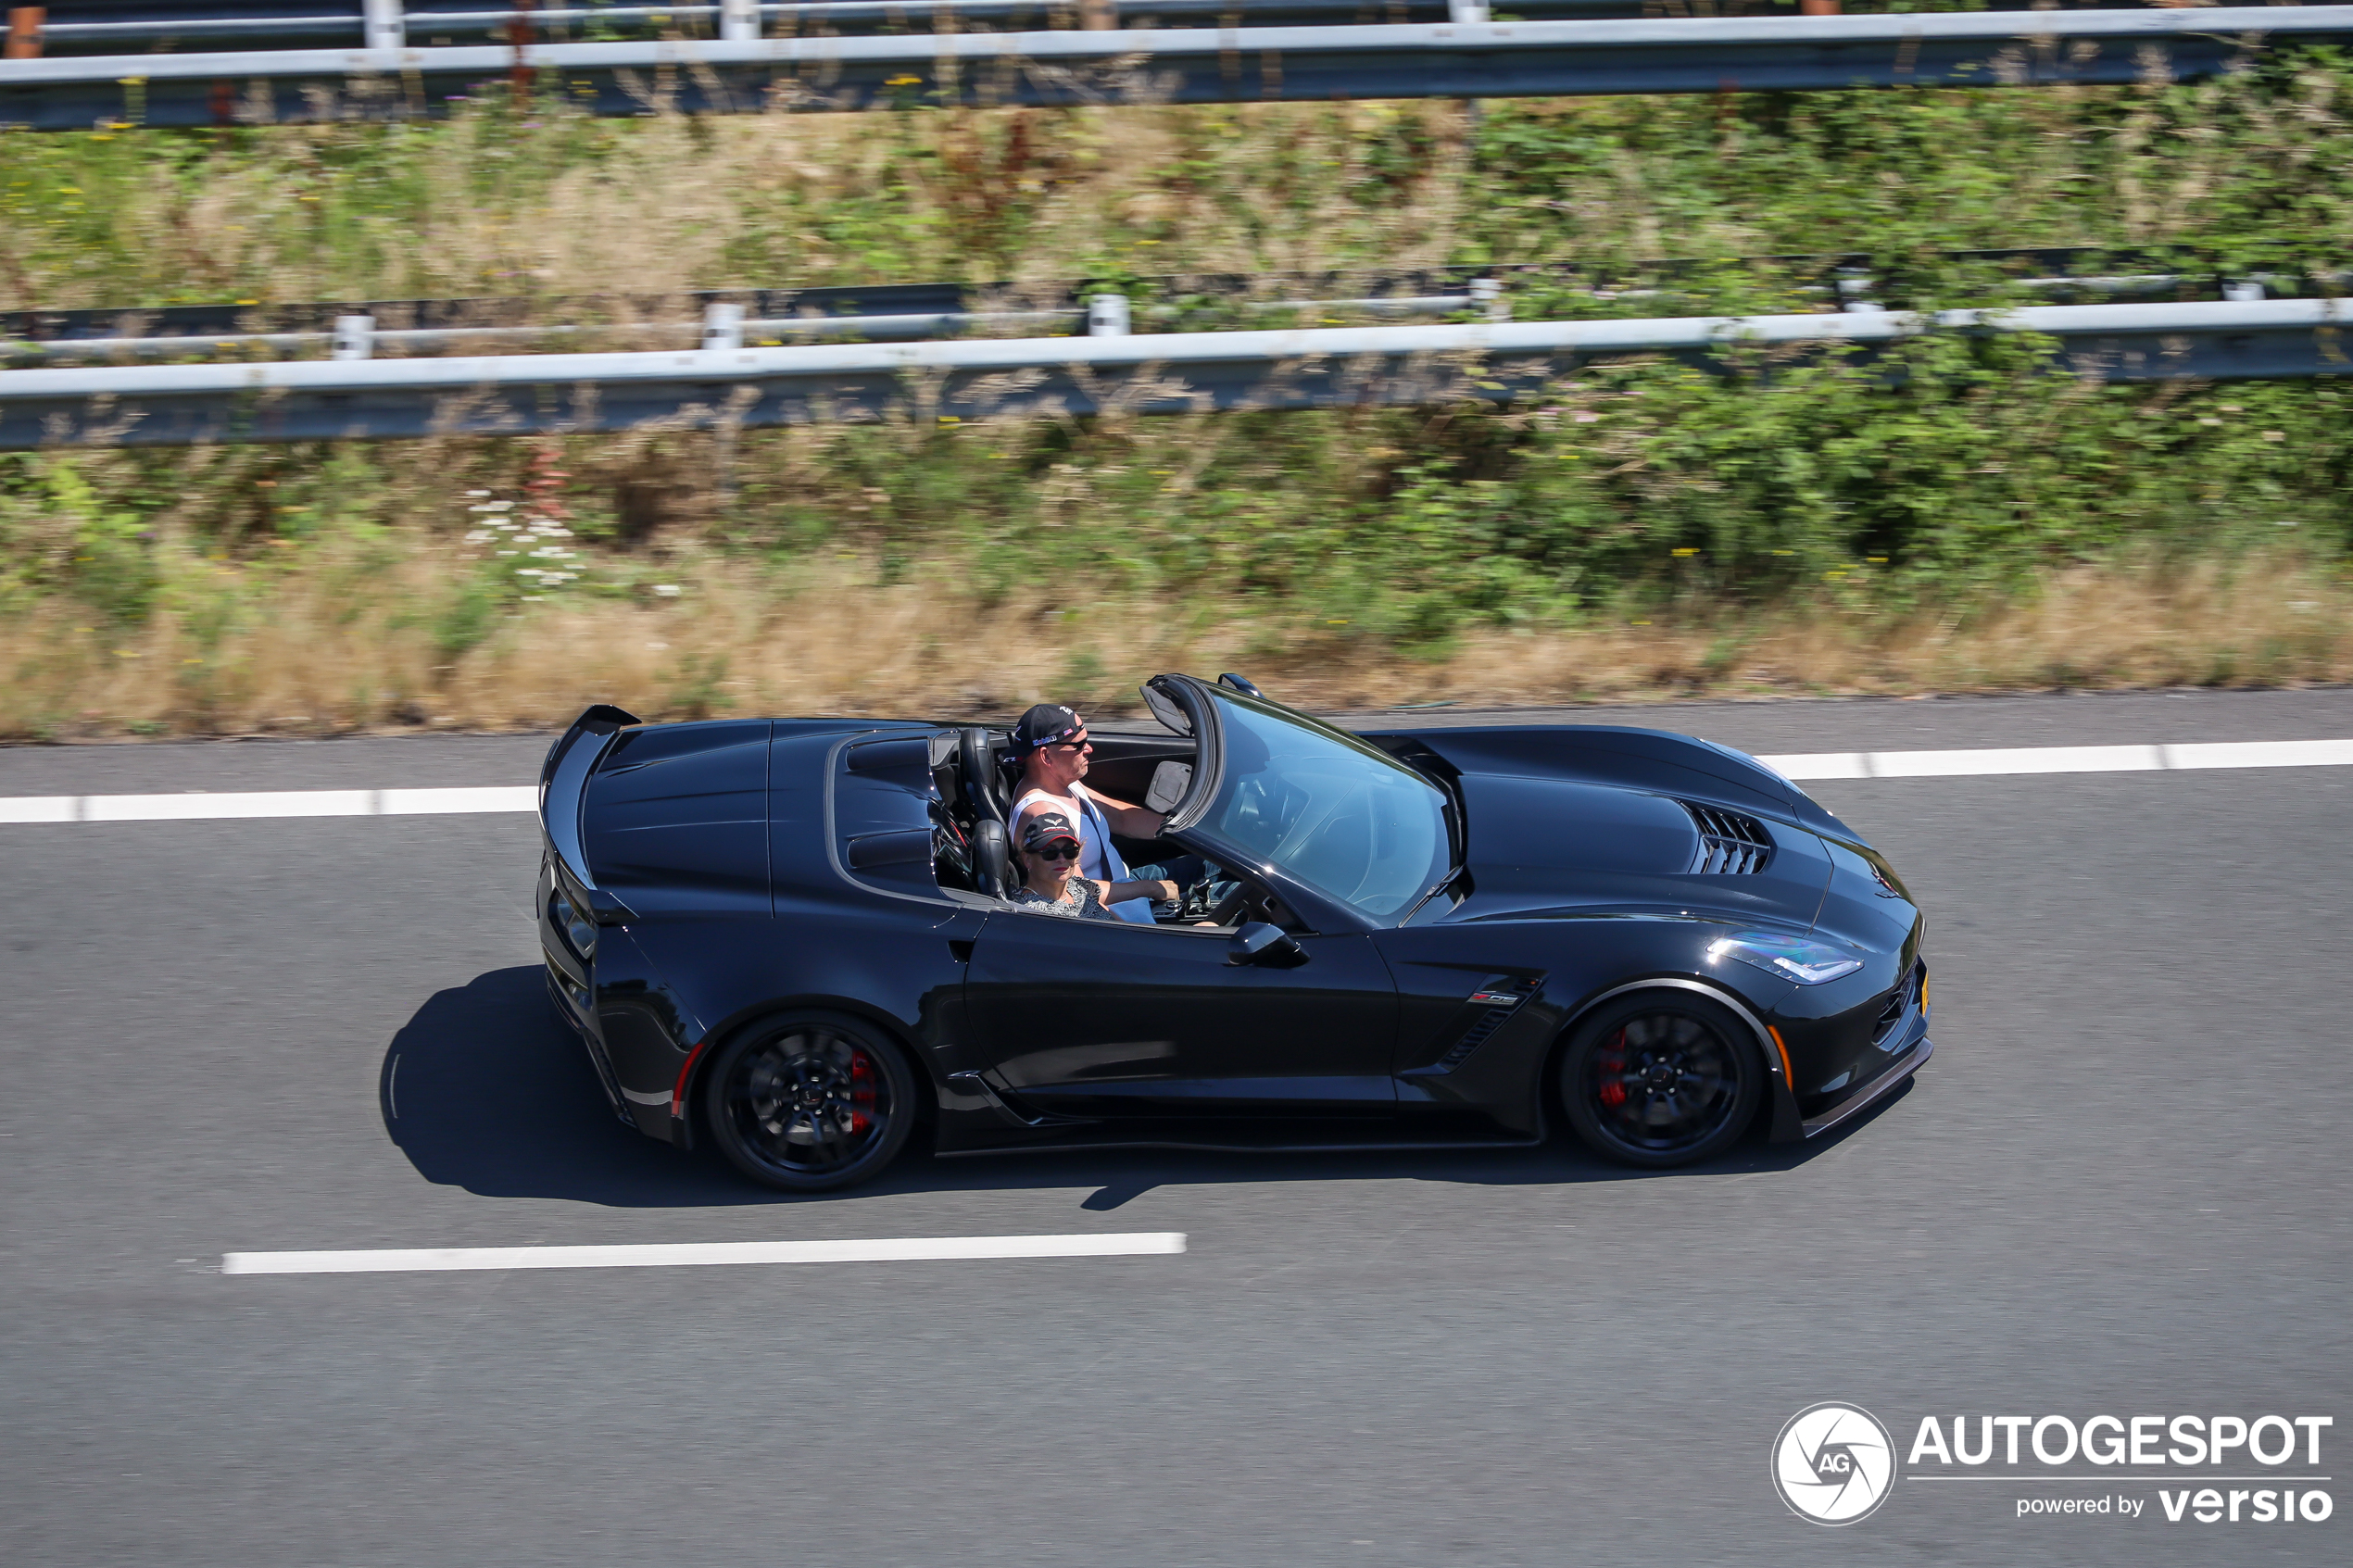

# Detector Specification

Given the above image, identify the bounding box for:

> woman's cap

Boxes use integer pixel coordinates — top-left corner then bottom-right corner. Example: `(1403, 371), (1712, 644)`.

(1019, 811), (1082, 852)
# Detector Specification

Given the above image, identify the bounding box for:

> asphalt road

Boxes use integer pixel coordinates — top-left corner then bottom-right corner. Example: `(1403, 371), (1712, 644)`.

(4, 688), (2348, 1566)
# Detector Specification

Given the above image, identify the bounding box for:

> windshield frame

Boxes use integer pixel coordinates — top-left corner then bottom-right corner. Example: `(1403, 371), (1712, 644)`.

(1166, 679), (1456, 931)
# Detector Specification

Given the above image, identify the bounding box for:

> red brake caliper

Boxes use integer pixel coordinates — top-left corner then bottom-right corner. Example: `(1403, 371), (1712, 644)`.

(848, 1048), (876, 1135)
(1596, 1028), (1629, 1110)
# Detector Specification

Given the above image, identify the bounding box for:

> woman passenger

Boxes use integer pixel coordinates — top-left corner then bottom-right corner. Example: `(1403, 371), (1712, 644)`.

(1008, 812), (1176, 921)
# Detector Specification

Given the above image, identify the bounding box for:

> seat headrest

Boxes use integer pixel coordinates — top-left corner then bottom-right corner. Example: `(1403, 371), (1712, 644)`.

(971, 817), (1012, 898)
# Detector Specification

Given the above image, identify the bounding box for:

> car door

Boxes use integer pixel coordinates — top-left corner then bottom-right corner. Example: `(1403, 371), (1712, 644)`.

(962, 910), (1398, 1121)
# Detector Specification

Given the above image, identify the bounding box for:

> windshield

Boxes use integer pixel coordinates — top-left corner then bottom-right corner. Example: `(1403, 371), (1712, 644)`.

(1196, 687), (1453, 922)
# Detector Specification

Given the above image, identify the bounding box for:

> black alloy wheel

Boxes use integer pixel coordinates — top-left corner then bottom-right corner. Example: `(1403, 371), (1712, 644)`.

(703, 1012), (917, 1192)
(1557, 992), (1762, 1168)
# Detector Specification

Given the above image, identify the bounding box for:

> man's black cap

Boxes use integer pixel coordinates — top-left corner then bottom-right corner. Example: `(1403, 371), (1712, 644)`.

(1010, 703), (1085, 754)
(1019, 811), (1082, 852)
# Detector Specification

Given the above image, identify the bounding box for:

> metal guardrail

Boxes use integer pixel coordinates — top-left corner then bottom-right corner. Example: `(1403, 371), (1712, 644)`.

(13, 254), (2337, 366)
(8, 8), (2353, 127)
(5, 286), (1507, 360)
(23, 2), (2106, 54)
(2, 296), (2342, 447)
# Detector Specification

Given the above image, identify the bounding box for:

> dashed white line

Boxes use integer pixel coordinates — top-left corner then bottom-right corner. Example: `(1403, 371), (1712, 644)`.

(1759, 737), (2353, 782)
(220, 1232), (1189, 1275)
(3, 738), (2349, 826)
(0, 784), (538, 823)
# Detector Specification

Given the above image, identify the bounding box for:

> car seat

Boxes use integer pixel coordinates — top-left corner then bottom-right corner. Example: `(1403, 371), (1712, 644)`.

(971, 818), (1012, 897)
(960, 727), (1009, 825)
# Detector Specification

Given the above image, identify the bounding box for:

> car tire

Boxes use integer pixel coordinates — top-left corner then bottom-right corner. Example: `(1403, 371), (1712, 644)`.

(1557, 991), (1763, 1168)
(701, 1011), (919, 1193)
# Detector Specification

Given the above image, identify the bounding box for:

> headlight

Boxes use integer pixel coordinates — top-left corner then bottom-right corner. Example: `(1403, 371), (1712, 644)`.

(1707, 930), (1865, 985)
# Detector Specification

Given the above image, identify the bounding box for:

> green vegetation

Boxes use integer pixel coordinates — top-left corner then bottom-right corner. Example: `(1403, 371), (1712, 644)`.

(1, 56), (2349, 733)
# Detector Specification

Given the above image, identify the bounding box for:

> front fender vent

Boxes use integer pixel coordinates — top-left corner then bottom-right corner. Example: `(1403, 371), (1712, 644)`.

(1683, 803), (1774, 874)
(1437, 977), (1541, 1071)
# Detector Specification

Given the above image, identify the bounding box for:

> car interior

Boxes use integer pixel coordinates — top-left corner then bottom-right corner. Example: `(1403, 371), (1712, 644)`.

(923, 713), (1302, 932)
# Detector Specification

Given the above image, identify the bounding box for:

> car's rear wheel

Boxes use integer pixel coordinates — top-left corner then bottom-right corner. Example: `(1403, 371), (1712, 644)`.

(1558, 992), (1762, 1168)
(703, 1012), (917, 1192)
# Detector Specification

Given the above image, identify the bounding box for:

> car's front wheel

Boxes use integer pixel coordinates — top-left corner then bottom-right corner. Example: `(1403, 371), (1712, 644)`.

(1558, 992), (1763, 1168)
(702, 1012), (917, 1192)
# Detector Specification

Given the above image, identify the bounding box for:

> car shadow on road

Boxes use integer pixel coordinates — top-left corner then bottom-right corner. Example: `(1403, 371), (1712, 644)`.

(384, 965), (1918, 1210)
(384, 965), (772, 1207)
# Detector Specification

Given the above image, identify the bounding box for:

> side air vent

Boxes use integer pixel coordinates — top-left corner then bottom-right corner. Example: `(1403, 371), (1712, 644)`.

(1683, 803), (1774, 874)
(1870, 961), (1924, 1046)
(1437, 977), (1541, 1071)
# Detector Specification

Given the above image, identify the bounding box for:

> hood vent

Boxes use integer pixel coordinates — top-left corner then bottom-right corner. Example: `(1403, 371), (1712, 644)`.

(1683, 803), (1774, 874)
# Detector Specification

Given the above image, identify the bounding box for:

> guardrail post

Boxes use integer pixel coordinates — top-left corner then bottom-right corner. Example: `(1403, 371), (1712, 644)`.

(5, 6), (43, 60)
(2223, 279), (2266, 302)
(509, 0), (535, 93)
(1835, 272), (1882, 315)
(701, 303), (746, 351)
(362, 0), (403, 50)
(720, 0), (759, 42)
(1448, 0), (1489, 22)
(332, 316), (377, 361)
(1087, 295), (1130, 337)
(1080, 0), (1116, 31)
(1470, 277), (1506, 321)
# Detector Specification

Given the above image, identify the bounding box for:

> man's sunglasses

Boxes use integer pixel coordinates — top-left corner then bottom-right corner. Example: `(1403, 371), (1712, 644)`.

(1045, 735), (1090, 752)
(1028, 842), (1081, 861)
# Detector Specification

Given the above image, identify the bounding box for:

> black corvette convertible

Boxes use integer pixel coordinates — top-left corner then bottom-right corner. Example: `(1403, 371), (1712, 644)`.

(536, 674), (1930, 1192)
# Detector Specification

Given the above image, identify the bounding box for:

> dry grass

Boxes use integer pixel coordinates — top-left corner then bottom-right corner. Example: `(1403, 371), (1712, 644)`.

(6, 101), (1488, 312)
(6, 551), (2346, 741)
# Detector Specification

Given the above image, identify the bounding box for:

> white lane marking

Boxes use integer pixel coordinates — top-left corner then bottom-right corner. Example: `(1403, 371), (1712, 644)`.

(383, 784), (540, 814)
(4, 738), (2350, 824)
(84, 788), (379, 821)
(220, 1232), (1189, 1275)
(1760, 736), (2353, 782)
(2161, 737), (2353, 770)
(1872, 743), (2162, 778)
(0, 784), (539, 822)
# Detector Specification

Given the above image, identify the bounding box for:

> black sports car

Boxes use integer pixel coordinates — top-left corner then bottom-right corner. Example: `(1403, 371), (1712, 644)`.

(537, 674), (1930, 1192)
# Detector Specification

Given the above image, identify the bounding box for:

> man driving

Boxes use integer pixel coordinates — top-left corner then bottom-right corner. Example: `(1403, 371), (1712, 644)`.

(1005, 703), (1200, 927)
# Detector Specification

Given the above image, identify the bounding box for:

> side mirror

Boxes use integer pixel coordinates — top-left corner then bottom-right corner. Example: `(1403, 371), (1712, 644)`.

(1227, 921), (1307, 969)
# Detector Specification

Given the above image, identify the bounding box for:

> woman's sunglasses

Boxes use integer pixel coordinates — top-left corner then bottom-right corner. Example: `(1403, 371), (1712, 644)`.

(1029, 843), (1081, 862)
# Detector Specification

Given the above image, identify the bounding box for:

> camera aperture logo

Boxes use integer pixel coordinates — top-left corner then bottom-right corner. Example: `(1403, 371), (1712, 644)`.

(1773, 1402), (1896, 1525)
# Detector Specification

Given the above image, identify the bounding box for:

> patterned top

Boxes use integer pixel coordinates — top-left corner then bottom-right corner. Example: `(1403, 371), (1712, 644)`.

(1008, 876), (1118, 922)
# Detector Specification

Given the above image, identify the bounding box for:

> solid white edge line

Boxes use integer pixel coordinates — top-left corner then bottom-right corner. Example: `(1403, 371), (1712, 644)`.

(220, 1232), (1189, 1274)
(6, 737), (2353, 825)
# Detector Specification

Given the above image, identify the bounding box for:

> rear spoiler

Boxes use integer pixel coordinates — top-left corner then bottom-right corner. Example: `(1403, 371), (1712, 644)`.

(541, 704), (641, 924)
